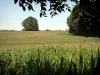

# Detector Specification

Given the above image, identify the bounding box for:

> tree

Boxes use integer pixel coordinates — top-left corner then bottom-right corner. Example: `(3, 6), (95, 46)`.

(79, 0), (100, 37)
(67, 2), (100, 37)
(14, 0), (77, 17)
(14, 0), (99, 17)
(14, 0), (100, 37)
(22, 16), (39, 31)
(67, 4), (88, 36)
(67, 5), (80, 34)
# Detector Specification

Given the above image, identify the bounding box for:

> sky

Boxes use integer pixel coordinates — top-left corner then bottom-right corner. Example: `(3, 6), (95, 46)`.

(0, 0), (75, 31)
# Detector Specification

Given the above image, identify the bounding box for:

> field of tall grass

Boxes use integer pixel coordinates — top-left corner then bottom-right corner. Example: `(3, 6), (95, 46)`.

(0, 31), (100, 75)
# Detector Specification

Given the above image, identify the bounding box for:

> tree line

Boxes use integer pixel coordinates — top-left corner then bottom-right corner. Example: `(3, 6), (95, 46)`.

(13, 0), (100, 37)
(67, 0), (100, 38)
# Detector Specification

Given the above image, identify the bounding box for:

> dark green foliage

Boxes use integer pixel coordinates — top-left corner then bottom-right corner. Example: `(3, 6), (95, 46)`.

(67, 5), (86, 36)
(13, 0), (99, 18)
(80, 0), (100, 38)
(13, 0), (74, 17)
(14, 0), (18, 4)
(22, 16), (39, 31)
(67, 2), (100, 38)
(67, 5), (80, 34)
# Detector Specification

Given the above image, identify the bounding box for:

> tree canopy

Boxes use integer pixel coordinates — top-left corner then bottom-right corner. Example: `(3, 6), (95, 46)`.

(14, 0), (77, 17)
(22, 16), (39, 31)
(67, 1), (100, 38)
(67, 4), (90, 36)
(14, 0), (99, 17)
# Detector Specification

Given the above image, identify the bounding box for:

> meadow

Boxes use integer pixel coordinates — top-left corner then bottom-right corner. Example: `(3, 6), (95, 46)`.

(0, 31), (100, 75)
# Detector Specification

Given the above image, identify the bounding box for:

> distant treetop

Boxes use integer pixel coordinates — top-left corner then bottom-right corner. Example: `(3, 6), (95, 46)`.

(22, 16), (39, 31)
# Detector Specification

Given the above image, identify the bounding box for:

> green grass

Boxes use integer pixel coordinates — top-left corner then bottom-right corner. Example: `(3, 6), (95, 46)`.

(0, 31), (100, 75)
(0, 31), (100, 45)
